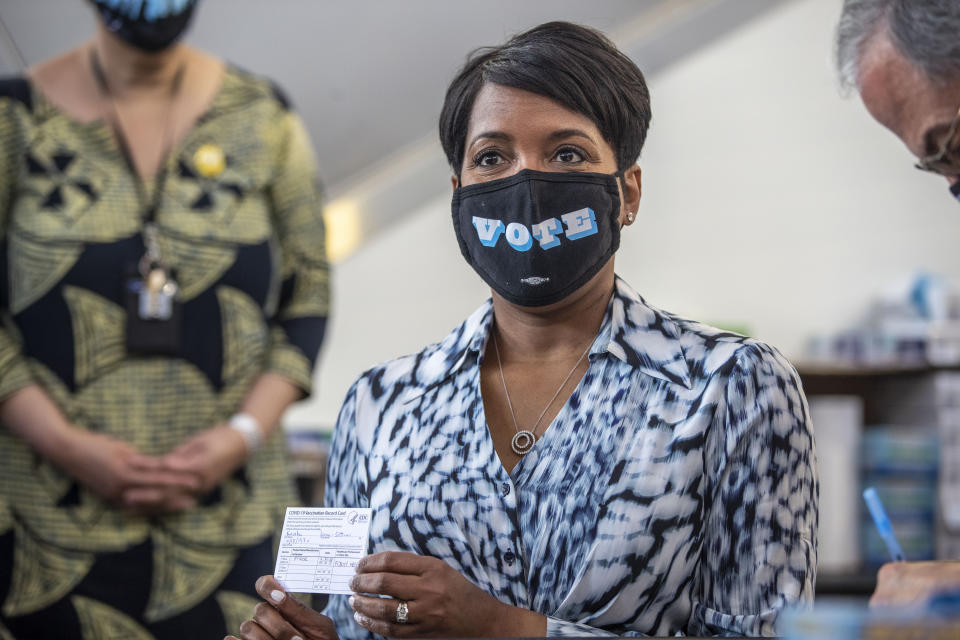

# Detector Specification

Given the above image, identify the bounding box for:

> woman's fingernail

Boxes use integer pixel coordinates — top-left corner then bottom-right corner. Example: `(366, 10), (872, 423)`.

(270, 589), (285, 603)
(348, 595), (356, 609)
(354, 611), (365, 625)
(292, 636), (304, 640)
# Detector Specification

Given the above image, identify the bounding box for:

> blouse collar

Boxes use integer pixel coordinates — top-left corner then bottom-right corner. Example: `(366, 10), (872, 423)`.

(408, 276), (693, 397)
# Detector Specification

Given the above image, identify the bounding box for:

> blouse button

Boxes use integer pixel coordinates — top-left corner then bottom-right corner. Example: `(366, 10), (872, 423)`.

(504, 551), (516, 566)
(501, 483), (511, 497)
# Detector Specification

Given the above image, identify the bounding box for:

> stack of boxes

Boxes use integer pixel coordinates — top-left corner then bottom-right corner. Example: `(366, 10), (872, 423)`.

(860, 426), (938, 565)
(811, 371), (960, 577)
(866, 371), (960, 564)
(935, 372), (960, 559)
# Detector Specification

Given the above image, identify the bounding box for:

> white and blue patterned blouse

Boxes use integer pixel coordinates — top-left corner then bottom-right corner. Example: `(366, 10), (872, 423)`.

(324, 277), (817, 638)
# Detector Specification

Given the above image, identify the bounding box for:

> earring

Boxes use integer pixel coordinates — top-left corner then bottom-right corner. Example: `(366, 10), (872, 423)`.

(626, 211), (635, 223)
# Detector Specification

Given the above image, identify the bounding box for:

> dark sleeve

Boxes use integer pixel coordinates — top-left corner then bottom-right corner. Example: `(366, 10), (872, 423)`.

(265, 105), (330, 396)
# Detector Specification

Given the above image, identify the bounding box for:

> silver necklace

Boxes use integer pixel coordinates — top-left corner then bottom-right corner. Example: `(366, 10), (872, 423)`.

(492, 332), (592, 456)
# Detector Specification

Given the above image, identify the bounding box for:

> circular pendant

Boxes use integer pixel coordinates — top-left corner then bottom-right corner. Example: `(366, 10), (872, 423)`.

(511, 430), (536, 456)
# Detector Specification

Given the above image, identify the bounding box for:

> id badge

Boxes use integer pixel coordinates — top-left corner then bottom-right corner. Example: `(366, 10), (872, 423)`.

(124, 265), (183, 355)
(139, 268), (177, 320)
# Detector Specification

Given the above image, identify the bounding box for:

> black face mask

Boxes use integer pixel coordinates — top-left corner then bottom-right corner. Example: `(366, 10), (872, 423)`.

(92, 0), (198, 52)
(452, 169), (623, 307)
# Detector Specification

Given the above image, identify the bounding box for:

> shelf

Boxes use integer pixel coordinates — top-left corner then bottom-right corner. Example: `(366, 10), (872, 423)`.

(796, 363), (960, 378)
(816, 570), (877, 596)
(796, 366), (960, 425)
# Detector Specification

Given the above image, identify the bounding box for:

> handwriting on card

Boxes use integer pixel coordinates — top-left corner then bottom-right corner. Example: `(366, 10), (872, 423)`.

(273, 507), (372, 594)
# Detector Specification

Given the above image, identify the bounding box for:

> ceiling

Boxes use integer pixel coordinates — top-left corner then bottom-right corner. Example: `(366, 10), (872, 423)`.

(0, 0), (790, 258)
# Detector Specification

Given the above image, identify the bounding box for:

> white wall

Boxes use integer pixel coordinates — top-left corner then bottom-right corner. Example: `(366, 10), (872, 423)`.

(286, 0), (960, 430)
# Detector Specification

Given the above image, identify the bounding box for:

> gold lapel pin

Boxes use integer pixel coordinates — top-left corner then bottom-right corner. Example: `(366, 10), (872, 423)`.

(193, 143), (226, 178)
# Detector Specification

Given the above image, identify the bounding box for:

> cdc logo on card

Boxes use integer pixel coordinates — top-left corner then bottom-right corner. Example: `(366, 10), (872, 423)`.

(347, 511), (369, 525)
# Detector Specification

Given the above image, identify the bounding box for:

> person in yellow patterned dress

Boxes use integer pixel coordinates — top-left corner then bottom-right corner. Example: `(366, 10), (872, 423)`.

(0, 1), (329, 637)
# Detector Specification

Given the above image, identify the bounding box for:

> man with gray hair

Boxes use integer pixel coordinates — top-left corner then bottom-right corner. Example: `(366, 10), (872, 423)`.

(838, 0), (960, 201)
(836, 0), (960, 607)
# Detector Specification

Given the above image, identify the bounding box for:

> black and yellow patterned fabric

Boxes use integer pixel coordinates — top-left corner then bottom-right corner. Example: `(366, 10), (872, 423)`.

(0, 68), (329, 638)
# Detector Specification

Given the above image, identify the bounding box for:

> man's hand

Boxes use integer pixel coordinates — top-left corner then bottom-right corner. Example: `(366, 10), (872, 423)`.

(348, 551), (545, 638)
(871, 561), (960, 607)
(225, 575), (339, 640)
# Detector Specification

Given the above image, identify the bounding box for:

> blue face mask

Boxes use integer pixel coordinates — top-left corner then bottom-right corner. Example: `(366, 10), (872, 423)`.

(950, 181), (960, 204)
(92, 0), (199, 52)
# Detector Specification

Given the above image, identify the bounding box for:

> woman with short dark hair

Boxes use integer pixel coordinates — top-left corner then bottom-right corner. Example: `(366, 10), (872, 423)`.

(231, 21), (816, 639)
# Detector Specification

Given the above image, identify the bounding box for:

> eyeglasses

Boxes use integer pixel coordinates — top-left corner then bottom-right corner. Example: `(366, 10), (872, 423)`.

(914, 106), (960, 176)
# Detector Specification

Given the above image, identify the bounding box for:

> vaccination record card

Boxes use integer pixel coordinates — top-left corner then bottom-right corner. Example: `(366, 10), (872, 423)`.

(273, 507), (372, 594)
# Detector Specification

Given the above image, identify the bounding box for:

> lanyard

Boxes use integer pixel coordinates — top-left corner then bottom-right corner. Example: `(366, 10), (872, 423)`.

(89, 48), (185, 271)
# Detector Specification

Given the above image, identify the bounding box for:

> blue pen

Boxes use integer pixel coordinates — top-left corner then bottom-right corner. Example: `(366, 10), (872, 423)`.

(863, 486), (906, 562)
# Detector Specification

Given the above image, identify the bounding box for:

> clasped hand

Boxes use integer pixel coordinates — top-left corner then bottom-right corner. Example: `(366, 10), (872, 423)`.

(64, 423), (247, 515)
(227, 552), (543, 640)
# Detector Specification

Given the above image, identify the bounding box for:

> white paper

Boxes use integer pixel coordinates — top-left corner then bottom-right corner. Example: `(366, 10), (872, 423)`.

(274, 507), (372, 594)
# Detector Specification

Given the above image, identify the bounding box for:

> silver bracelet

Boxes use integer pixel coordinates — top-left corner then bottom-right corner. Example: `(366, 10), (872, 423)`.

(229, 413), (264, 453)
